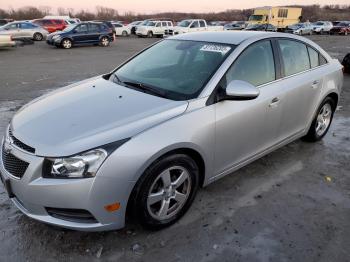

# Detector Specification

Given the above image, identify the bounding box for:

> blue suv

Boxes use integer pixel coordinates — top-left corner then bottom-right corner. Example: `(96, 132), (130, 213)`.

(46, 22), (114, 49)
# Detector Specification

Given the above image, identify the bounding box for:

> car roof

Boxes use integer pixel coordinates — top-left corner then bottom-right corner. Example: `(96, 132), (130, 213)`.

(170, 31), (275, 45)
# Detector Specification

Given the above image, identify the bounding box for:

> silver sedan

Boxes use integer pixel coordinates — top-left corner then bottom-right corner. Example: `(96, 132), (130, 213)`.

(0, 21), (48, 41)
(0, 31), (343, 231)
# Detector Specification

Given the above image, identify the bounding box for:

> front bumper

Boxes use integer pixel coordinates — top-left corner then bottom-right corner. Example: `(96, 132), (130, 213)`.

(0, 137), (134, 231)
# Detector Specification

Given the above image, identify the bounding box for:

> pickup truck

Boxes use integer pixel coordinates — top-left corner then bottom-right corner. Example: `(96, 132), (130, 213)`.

(164, 19), (223, 36)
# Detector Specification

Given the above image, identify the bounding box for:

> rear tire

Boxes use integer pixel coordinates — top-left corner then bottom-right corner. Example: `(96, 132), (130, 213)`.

(122, 31), (128, 37)
(33, 32), (43, 41)
(303, 97), (335, 142)
(132, 154), (199, 229)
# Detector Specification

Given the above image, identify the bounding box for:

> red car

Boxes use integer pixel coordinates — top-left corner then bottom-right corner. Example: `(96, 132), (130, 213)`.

(32, 19), (67, 33)
(330, 22), (350, 35)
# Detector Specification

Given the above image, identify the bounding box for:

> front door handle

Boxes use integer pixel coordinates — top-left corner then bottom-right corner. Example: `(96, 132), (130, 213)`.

(269, 97), (280, 107)
(311, 80), (320, 89)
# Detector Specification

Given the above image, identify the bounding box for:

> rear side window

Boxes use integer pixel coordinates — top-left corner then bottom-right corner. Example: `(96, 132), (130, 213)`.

(307, 47), (319, 68)
(225, 40), (276, 86)
(278, 40), (310, 76)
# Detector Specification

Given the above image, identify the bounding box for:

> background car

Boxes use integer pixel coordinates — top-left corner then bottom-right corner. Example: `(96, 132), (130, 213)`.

(112, 22), (131, 36)
(136, 20), (173, 37)
(32, 19), (67, 33)
(0, 21), (48, 41)
(0, 34), (16, 48)
(330, 21), (350, 35)
(245, 23), (277, 32)
(128, 21), (142, 34)
(224, 21), (246, 30)
(285, 22), (313, 35)
(312, 21), (333, 34)
(46, 22), (114, 49)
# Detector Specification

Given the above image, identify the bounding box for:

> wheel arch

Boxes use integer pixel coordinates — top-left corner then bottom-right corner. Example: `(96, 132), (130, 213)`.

(125, 146), (206, 218)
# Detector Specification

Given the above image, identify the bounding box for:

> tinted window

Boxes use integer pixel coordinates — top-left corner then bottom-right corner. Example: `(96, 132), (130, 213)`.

(199, 20), (206, 27)
(278, 40), (310, 76)
(114, 24), (122, 27)
(89, 24), (100, 32)
(161, 22), (167, 27)
(308, 47), (319, 68)
(20, 23), (35, 29)
(75, 24), (88, 33)
(225, 40), (275, 86)
(191, 21), (199, 28)
(319, 54), (328, 65)
(167, 22), (172, 26)
(6, 23), (18, 29)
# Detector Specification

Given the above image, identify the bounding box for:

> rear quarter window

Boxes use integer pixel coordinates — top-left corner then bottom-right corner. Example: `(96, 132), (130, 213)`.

(307, 46), (319, 68)
(319, 54), (328, 65)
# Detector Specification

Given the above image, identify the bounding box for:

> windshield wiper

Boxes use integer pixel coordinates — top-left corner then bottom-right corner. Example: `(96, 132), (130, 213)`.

(111, 74), (168, 99)
(123, 81), (168, 99)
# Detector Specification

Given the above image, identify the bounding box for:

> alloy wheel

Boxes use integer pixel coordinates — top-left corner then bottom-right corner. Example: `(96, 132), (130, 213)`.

(315, 103), (332, 136)
(147, 166), (192, 220)
(101, 37), (109, 47)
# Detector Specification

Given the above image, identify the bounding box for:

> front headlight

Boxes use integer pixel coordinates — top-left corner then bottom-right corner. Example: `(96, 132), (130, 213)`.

(49, 149), (107, 178)
(43, 139), (129, 178)
(52, 35), (61, 40)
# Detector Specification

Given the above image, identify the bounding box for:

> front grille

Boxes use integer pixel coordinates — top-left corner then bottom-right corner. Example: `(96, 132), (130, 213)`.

(45, 207), (98, 224)
(9, 129), (35, 154)
(2, 149), (29, 178)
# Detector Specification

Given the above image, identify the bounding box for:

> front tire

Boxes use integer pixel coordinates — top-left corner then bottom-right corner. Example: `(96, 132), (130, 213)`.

(147, 31), (153, 38)
(33, 32), (43, 41)
(303, 97), (335, 142)
(100, 36), (110, 47)
(122, 30), (128, 37)
(132, 154), (199, 229)
(61, 38), (72, 49)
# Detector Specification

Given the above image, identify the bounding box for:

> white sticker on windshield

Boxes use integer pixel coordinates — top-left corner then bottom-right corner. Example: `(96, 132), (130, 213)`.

(200, 44), (231, 55)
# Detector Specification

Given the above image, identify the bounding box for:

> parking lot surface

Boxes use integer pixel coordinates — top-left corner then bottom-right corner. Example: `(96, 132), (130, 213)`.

(0, 35), (349, 262)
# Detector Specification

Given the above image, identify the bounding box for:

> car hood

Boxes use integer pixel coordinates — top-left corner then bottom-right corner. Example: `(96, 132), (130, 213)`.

(10, 76), (188, 157)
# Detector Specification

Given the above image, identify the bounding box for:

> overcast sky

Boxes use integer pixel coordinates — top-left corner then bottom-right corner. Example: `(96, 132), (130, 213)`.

(5, 0), (349, 13)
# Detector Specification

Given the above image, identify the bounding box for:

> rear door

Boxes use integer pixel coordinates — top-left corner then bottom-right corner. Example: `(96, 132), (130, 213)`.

(276, 39), (323, 140)
(19, 23), (33, 37)
(88, 23), (101, 42)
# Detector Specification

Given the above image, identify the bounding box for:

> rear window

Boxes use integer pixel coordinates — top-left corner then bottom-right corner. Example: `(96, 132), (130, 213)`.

(278, 40), (310, 76)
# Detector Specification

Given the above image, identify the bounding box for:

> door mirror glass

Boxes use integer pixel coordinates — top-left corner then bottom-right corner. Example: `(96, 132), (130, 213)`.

(223, 80), (260, 101)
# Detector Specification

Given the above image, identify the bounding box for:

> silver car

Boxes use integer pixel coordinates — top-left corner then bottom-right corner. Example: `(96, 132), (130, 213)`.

(0, 32), (343, 231)
(0, 21), (48, 41)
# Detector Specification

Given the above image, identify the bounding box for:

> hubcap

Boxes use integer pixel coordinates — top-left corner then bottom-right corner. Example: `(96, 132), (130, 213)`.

(147, 166), (191, 220)
(63, 40), (71, 48)
(315, 103), (332, 136)
(102, 38), (109, 46)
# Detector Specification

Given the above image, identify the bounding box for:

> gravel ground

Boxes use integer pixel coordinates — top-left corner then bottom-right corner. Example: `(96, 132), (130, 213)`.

(0, 35), (349, 262)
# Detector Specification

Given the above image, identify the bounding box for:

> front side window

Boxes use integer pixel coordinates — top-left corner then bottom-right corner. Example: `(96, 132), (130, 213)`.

(191, 21), (199, 28)
(6, 23), (18, 29)
(278, 40), (310, 76)
(75, 24), (88, 33)
(224, 40), (276, 87)
(199, 21), (206, 27)
(114, 40), (234, 100)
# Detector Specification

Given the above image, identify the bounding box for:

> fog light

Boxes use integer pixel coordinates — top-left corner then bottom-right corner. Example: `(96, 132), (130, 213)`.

(104, 202), (121, 212)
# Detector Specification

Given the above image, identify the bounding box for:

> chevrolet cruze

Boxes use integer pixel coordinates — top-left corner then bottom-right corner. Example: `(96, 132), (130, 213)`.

(0, 32), (343, 231)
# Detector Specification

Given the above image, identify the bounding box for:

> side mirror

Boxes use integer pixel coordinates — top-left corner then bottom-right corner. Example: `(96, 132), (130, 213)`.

(220, 80), (260, 101)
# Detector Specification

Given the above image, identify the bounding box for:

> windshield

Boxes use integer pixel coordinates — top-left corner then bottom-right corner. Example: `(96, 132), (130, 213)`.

(249, 15), (263, 21)
(246, 24), (260, 29)
(113, 40), (234, 100)
(63, 25), (76, 32)
(147, 22), (156, 26)
(315, 22), (324, 26)
(178, 20), (191, 27)
(140, 20), (150, 25)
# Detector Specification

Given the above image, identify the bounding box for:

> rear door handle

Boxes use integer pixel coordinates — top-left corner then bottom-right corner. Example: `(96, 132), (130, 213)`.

(269, 97), (280, 107)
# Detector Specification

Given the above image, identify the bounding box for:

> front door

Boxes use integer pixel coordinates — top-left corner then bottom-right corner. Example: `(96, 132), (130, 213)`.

(214, 40), (285, 175)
